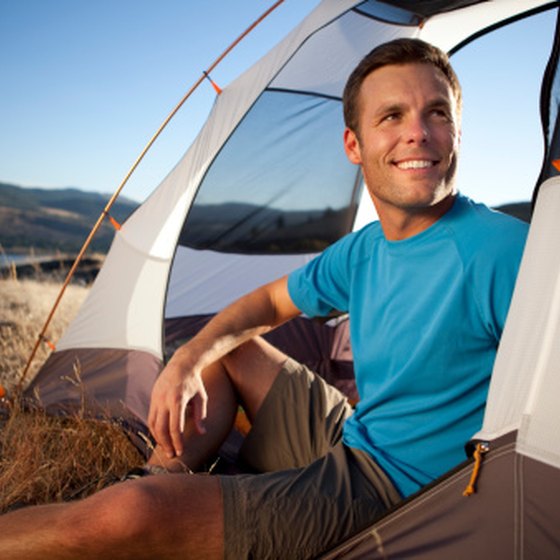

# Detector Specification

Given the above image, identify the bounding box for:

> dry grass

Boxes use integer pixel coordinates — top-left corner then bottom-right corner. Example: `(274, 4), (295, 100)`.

(0, 277), (145, 512)
(0, 277), (88, 392)
(0, 398), (144, 513)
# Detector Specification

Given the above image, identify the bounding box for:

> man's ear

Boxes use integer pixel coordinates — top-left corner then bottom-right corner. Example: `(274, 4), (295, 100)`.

(343, 127), (362, 165)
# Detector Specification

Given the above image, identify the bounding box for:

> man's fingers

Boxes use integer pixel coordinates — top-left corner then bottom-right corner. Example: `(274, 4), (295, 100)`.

(179, 396), (188, 434)
(151, 409), (176, 459)
(191, 389), (208, 435)
(169, 400), (185, 458)
(147, 371), (209, 457)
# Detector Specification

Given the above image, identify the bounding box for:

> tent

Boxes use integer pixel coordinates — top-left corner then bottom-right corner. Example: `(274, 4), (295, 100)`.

(27, 0), (560, 556)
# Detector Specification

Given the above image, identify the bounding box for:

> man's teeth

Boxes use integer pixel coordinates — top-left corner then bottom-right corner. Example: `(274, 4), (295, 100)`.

(396, 160), (434, 169)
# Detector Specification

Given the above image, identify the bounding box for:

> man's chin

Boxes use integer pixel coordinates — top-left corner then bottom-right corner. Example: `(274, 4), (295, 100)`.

(396, 190), (456, 217)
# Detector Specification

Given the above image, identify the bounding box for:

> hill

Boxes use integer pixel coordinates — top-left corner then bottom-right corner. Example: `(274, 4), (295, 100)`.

(0, 182), (139, 254)
(0, 181), (531, 257)
(181, 202), (356, 253)
(495, 201), (532, 223)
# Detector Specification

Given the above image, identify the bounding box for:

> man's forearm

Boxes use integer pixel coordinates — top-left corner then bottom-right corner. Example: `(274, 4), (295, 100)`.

(169, 275), (300, 372)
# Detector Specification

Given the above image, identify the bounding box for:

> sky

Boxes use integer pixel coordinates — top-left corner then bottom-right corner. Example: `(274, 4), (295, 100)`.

(0, 1), (557, 207)
(0, 0), (322, 201)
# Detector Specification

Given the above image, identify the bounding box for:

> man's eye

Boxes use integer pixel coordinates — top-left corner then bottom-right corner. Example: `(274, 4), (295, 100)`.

(383, 113), (400, 122)
(431, 108), (450, 120)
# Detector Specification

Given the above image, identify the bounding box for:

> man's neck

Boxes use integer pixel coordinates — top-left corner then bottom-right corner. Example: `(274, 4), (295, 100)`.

(377, 194), (457, 241)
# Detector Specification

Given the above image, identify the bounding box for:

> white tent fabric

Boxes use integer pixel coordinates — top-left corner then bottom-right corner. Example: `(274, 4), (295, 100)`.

(475, 176), (560, 470)
(268, 12), (417, 96)
(419, 0), (551, 50)
(165, 249), (315, 317)
(56, 233), (168, 355)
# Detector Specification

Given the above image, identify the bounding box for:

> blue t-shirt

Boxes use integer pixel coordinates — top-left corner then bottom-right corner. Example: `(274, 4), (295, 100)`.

(288, 194), (528, 497)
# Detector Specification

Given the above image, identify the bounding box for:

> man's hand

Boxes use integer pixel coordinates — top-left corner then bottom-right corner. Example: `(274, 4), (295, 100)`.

(147, 356), (208, 459)
(147, 277), (299, 459)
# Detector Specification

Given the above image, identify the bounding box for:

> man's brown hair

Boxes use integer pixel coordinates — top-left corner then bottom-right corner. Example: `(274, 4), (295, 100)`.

(343, 38), (462, 134)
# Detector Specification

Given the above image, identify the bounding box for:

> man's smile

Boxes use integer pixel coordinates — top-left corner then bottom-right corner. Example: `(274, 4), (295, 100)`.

(393, 159), (438, 170)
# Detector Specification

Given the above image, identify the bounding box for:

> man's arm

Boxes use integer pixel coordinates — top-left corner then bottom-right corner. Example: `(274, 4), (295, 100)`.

(147, 275), (301, 459)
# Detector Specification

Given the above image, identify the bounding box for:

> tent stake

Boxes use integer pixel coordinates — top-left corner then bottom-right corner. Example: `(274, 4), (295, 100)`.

(18, 0), (286, 389)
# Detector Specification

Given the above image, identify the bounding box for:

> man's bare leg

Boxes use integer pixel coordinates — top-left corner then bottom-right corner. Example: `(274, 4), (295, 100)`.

(148, 337), (288, 473)
(0, 337), (288, 559)
(1, 473), (223, 560)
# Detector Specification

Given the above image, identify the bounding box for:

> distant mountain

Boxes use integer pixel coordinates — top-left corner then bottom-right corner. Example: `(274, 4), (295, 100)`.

(0, 180), (531, 257)
(181, 202), (356, 254)
(495, 201), (531, 223)
(181, 199), (531, 255)
(0, 182), (139, 254)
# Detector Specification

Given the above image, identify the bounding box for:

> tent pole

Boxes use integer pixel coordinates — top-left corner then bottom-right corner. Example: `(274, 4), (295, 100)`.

(18, 0), (286, 389)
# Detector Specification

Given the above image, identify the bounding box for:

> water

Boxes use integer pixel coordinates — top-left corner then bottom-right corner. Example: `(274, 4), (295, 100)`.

(0, 253), (52, 268)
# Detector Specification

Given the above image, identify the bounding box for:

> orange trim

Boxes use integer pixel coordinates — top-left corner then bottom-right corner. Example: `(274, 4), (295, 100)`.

(463, 442), (487, 496)
(234, 408), (252, 436)
(553, 159), (560, 172)
(203, 71), (222, 95)
(40, 335), (56, 352)
(108, 214), (122, 231)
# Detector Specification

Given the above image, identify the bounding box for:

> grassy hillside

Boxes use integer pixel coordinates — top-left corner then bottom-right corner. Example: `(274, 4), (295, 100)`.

(0, 182), (138, 254)
(1, 181), (531, 257)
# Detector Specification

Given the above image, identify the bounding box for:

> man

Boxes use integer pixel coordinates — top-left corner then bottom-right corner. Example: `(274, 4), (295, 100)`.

(1, 39), (527, 559)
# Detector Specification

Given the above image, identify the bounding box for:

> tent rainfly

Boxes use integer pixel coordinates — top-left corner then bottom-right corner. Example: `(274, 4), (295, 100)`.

(27, 1), (560, 558)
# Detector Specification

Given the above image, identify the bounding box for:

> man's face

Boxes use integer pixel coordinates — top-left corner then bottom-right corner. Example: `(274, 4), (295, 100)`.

(344, 63), (460, 223)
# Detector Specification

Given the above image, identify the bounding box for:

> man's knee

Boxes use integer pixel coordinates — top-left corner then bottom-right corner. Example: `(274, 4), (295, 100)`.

(222, 337), (288, 417)
(224, 337), (287, 380)
(92, 476), (223, 556)
(65, 481), (156, 549)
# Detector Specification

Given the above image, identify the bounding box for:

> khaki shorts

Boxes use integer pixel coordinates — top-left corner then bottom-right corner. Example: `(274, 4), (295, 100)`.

(219, 358), (401, 560)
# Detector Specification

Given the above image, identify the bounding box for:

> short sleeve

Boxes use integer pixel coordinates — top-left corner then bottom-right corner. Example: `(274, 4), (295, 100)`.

(287, 228), (366, 318)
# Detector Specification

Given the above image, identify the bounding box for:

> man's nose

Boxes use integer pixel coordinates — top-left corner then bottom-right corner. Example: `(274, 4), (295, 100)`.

(405, 117), (429, 143)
